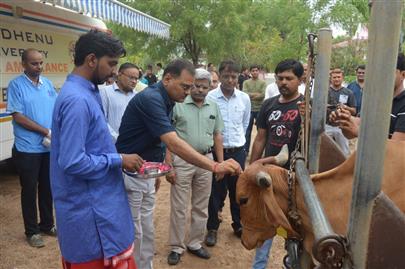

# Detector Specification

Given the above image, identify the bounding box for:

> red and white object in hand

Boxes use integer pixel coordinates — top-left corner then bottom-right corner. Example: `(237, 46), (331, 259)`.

(124, 162), (172, 179)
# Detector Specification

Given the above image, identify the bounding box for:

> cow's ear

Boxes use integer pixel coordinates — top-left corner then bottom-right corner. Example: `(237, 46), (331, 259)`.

(241, 229), (276, 250)
(264, 227), (277, 239)
(261, 175), (295, 235)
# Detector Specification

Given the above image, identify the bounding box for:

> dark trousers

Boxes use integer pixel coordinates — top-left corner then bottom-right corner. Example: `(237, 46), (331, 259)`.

(12, 147), (54, 236)
(207, 148), (246, 231)
(244, 111), (258, 154)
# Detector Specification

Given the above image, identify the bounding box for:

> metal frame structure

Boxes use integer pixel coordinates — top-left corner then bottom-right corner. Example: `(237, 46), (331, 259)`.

(308, 29), (332, 174)
(292, 1), (404, 268)
(345, 2), (403, 268)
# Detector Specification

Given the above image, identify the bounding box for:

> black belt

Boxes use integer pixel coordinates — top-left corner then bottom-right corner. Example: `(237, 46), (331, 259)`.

(223, 146), (244, 154)
(200, 148), (213, 155)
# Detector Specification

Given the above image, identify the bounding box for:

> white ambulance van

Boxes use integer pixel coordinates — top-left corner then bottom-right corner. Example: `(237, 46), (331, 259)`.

(0, 0), (107, 161)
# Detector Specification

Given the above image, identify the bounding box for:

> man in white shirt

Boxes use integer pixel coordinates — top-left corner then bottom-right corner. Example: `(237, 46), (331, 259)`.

(156, 62), (164, 81)
(100, 63), (139, 141)
(205, 60), (251, 246)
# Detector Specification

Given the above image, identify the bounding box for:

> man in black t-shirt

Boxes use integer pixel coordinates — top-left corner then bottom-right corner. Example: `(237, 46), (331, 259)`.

(251, 59), (304, 168)
(249, 59), (305, 268)
(238, 67), (250, 91)
(256, 95), (303, 162)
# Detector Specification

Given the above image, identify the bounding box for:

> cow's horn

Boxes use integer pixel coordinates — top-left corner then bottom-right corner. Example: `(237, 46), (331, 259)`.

(256, 171), (272, 188)
(274, 144), (289, 167)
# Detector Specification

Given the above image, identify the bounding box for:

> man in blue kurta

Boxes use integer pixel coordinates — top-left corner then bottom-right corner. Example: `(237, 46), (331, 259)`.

(50, 30), (143, 268)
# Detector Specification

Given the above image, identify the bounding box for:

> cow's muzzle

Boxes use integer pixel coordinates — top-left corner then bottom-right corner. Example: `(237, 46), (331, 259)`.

(255, 171), (272, 188)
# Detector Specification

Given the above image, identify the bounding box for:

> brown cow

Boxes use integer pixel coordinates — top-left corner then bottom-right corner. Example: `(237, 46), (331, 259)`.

(236, 139), (405, 257)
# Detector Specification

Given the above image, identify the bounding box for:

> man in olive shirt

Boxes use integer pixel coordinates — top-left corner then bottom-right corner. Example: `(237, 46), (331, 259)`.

(165, 68), (224, 265)
(243, 64), (267, 154)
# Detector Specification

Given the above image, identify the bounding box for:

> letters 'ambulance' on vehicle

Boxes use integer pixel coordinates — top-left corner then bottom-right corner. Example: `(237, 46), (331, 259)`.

(0, 0), (170, 162)
(0, 0), (107, 161)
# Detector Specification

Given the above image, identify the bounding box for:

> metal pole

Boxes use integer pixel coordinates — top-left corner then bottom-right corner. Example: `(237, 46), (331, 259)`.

(345, 1), (403, 269)
(295, 157), (334, 239)
(295, 156), (347, 267)
(308, 28), (332, 174)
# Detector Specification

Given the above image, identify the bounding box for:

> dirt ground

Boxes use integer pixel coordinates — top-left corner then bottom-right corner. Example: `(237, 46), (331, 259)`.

(0, 159), (286, 269)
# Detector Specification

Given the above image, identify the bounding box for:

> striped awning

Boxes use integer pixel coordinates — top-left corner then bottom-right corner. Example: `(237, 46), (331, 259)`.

(46, 0), (170, 39)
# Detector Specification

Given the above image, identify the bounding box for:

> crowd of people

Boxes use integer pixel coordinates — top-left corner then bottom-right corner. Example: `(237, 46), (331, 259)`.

(6, 29), (405, 269)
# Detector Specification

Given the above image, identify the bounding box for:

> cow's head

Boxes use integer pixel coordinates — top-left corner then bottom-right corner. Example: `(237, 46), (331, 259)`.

(236, 162), (298, 250)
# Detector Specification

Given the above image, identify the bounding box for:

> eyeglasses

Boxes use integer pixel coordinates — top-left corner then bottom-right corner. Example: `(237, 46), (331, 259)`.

(180, 83), (194, 91)
(121, 73), (138, 81)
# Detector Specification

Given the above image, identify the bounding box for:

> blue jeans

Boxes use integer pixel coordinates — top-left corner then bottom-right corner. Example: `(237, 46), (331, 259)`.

(252, 239), (273, 269)
(245, 111), (258, 154)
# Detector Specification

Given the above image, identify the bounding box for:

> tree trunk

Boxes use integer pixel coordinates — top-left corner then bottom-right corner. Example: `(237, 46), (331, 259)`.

(182, 30), (200, 66)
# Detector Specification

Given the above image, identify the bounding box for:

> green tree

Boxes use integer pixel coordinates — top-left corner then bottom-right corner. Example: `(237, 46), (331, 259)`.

(112, 0), (383, 72)
(112, 0), (251, 66)
(112, 0), (320, 68)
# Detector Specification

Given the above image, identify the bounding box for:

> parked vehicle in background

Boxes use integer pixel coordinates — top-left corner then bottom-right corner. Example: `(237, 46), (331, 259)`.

(0, 0), (107, 162)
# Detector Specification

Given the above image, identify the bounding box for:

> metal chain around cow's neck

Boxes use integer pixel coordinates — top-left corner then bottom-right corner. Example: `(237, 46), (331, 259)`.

(287, 132), (303, 236)
(286, 36), (353, 269)
(286, 34), (317, 238)
(300, 33), (317, 166)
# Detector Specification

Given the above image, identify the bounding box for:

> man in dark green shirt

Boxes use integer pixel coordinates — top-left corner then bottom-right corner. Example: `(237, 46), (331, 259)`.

(243, 64), (267, 154)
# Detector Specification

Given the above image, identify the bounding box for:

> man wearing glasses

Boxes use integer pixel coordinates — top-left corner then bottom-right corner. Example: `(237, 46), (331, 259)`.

(205, 60), (251, 246)
(99, 62), (139, 141)
(165, 68), (224, 265)
(116, 59), (241, 269)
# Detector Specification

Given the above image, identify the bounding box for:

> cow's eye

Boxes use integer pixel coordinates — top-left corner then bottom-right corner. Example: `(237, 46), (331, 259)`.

(239, 197), (248, 205)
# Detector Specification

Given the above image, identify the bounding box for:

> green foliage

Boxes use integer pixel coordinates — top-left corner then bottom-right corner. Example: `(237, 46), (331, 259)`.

(331, 40), (367, 75)
(108, 0), (402, 74)
(345, 75), (357, 83)
(111, 0), (318, 69)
